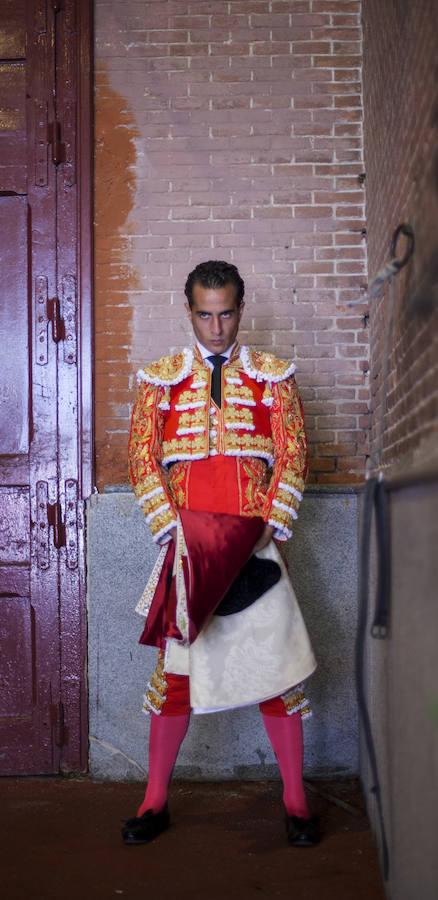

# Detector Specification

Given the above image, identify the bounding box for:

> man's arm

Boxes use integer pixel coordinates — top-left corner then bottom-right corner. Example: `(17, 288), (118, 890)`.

(263, 375), (308, 541)
(128, 380), (178, 544)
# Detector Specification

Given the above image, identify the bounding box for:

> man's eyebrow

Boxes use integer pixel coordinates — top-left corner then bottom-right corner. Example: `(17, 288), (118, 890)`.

(196, 308), (235, 314)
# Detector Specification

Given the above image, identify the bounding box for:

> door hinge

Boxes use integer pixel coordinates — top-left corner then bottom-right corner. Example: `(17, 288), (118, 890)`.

(35, 276), (77, 363)
(38, 479), (79, 567)
(51, 701), (66, 747)
(48, 119), (65, 166)
(47, 498), (66, 549)
(47, 296), (66, 343)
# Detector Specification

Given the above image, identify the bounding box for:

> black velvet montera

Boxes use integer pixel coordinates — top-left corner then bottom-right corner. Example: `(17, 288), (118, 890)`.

(215, 556), (282, 616)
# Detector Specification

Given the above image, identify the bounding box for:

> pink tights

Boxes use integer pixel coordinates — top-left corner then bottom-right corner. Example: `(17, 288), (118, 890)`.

(260, 710), (310, 818)
(137, 707), (309, 819)
(137, 712), (191, 816)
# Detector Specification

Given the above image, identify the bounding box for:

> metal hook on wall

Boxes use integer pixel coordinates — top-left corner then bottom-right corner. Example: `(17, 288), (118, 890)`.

(388, 222), (415, 270)
(348, 222), (415, 306)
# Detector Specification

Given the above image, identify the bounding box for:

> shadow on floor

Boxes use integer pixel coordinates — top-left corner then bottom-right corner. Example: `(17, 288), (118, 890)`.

(1, 776), (385, 900)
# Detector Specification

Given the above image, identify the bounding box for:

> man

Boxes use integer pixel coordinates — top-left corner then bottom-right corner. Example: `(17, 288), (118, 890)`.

(124, 260), (319, 847)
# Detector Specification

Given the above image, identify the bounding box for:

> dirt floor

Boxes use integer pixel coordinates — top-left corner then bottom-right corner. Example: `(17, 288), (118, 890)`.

(1, 776), (386, 900)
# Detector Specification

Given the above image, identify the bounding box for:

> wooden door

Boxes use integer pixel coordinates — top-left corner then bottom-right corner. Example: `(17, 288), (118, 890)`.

(0, 0), (92, 774)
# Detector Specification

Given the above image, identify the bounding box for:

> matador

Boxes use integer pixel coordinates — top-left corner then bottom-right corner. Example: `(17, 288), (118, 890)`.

(122, 260), (320, 847)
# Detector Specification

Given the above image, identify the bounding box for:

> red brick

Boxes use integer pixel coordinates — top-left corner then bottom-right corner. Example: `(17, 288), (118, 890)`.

(315, 471), (364, 484)
(94, 0), (368, 491)
(309, 457), (336, 472)
(363, 0), (438, 472)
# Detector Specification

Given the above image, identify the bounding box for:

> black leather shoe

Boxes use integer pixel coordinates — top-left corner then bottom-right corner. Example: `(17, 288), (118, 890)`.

(285, 812), (321, 847)
(121, 804), (170, 845)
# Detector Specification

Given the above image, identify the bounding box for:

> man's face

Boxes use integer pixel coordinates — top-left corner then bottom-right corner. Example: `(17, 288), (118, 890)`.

(185, 282), (244, 354)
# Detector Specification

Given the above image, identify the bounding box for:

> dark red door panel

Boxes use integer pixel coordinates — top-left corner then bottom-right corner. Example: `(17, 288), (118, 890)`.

(0, 0), (92, 775)
(0, 196), (29, 456)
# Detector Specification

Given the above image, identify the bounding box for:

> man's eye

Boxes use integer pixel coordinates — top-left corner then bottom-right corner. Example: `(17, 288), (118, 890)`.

(221, 312), (232, 318)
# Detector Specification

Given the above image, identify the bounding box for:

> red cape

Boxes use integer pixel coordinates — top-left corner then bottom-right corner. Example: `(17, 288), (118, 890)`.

(139, 510), (265, 648)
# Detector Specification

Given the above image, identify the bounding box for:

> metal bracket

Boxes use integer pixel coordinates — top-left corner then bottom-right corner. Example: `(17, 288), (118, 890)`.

(62, 275), (77, 364)
(36, 276), (76, 358)
(65, 479), (79, 569)
(36, 480), (50, 569)
(47, 296), (66, 344)
(51, 700), (66, 747)
(48, 120), (65, 167)
(47, 498), (66, 550)
(35, 276), (49, 365)
(34, 100), (48, 186)
(63, 102), (76, 187)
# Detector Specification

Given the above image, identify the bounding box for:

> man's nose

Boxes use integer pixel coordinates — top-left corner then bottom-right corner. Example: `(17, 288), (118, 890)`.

(211, 317), (223, 335)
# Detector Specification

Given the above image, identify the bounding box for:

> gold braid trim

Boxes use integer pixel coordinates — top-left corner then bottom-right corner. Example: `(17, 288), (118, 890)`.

(281, 685), (312, 718)
(128, 380), (178, 540)
(141, 490), (170, 516)
(223, 432), (274, 457)
(224, 406), (255, 426)
(149, 507), (177, 539)
(269, 507), (294, 528)
(137, 348), (194, 387)
(142, 651), (168, 715)
(279, 469), (305, 493)
(263, 376), (308, 533)
(240, 346), (296, 382)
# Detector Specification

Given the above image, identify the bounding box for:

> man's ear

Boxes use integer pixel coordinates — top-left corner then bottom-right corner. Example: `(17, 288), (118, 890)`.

(184, 300), (192, 319)
(238, 301), (245, 320)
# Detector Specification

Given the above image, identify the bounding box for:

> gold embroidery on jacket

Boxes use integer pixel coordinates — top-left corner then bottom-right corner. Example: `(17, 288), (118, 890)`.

(130, 344), (308, 543)
(168, 461), (191, 508)
(243, 347), (296, 380)
(239, 458), (270, 516)
(176, 387), (208, 408)
(162, 434), (206, 462)
(264, 377), (307, 534)
(276, 487), (300, 512)
(223, 383), (256, 406)
(176, 406), (208, 434)
(223, 432), (274, 461)
(223, 406), (255, 430)
(128, 381), (178, 540)
(141, 350), (190, 385)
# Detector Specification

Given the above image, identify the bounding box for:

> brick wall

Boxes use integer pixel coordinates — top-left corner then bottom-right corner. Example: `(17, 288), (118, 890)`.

(362, 0), (438, 474)
(94, 0), (368, 490)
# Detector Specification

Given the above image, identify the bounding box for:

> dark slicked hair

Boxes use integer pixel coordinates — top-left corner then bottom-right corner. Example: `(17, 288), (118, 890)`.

(184, 260), (245, 308)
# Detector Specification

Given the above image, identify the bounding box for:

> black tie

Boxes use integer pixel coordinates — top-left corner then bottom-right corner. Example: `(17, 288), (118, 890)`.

(207, 354), (226, 408)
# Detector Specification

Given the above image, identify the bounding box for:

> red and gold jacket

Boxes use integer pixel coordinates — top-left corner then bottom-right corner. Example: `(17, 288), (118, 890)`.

(128, 342), (308, 544)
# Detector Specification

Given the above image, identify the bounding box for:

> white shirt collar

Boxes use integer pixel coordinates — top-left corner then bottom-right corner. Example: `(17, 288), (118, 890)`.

(195, 339), (236, 361)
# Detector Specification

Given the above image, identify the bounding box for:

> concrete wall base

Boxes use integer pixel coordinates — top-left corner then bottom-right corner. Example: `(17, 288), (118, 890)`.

(87, 487), (359, 781)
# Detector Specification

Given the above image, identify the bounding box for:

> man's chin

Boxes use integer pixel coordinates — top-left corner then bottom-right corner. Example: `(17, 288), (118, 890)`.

(207, 340), (234, 352)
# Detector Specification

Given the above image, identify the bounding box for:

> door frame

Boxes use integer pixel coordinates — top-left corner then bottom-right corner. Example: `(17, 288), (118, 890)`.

(73, 0), (94, 770)
(78, 0), (94, 504)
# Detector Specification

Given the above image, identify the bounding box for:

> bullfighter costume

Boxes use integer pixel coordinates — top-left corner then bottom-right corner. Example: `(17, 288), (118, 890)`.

(124, 339), (319, 845)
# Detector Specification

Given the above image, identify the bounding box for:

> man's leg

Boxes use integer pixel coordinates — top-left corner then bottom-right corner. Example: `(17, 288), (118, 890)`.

(137, 670), (191, 816)
(259, 695), (309, 818)
(137, 706), (191, 816)
(259, 693), (320, 846)
(122, 664), (191, 844)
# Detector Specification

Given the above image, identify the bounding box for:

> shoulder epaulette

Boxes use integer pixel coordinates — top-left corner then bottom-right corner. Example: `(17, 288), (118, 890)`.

(136, 347), (194, 387)
(240, 346), (296, 383)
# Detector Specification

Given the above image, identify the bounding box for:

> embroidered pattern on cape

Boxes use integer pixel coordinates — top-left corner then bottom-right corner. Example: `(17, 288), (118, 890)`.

(136, 347), (194, 387)
(240, 346), (296, 383)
